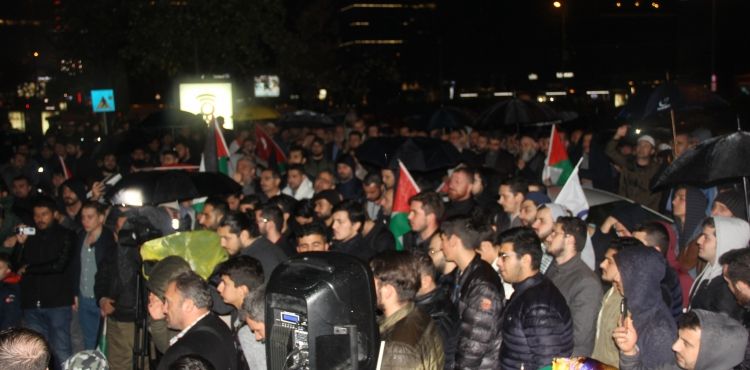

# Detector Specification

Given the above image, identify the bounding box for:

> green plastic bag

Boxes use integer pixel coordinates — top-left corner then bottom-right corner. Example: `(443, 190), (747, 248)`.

(140, 230), (228, 280)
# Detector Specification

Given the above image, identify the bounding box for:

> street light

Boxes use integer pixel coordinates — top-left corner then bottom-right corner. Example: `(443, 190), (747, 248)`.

(33, 51), (39, 58)
(553, 1), (562, 8)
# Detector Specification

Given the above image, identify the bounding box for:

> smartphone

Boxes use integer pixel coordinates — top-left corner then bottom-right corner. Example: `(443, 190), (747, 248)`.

(619, 297), (628, 327)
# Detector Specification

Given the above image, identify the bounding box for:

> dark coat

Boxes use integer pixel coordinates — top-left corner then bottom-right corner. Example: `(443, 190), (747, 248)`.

(616, 246), (678, 369)
(454, 255), (505, 370)
(362, 220), (396, 256)
(415, 285), (459, 369)
(240, 237), (288, 283)
(13, 222), (76, 309)
(157, 313), (239, 370)
(690, 275), (744, 322)
(331, 234), (374, 262)
(379, 303), (445, 370)
(71, 227), (117, 298)
(443, 198), (478, 221)
(500, 273), (574, 370)
(661, 263), (685, 320)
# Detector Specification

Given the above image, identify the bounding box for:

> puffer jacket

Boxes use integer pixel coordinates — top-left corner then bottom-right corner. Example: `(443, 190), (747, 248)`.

(500, 273), (573, 370)
(379, 303), (445, 370)
(454, 255), (505, 370)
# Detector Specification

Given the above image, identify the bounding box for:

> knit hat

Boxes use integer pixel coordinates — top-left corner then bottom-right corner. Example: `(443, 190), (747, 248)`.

(525, 191), (552, 206)
(62, 179), (87, 202)
(714, 190), (747, 220)
(313, 189), (342, 208)
(610, 203), (648, 233)
(145, 256), (192, 300)
(637, 135), (656, 148)
(335, 154), (356, 170)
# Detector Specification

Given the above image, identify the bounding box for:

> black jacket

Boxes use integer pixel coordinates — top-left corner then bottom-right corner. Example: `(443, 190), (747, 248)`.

(690, 275), (744, 322)
(240, 237), (288, 283)
(415, 285), (459, 369)
(362, 220), (396, 256)
(661, 262), (684, 320)
(71, 227), (117, 298)
(331, 234), (374, 262)
(403, 229), (437, 254)
(454, 255), (505, 370)
(97, 238), (142, 322)
(14, 222), (76, 309)
(443, 198), (478, 220)
(157, 313), (239, 370)
(500, 273), (574, 370)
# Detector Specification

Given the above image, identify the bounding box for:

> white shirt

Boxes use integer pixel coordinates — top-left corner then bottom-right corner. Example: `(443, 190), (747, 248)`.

(169, 312), (210, 347)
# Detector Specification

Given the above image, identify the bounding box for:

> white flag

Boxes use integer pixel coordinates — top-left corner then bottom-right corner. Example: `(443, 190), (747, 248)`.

(554, 158), (589, 220)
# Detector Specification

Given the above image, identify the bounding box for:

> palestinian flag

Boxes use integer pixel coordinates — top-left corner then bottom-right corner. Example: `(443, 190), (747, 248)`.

(543, 124), (573, 186)
(254, 124), (287, 171)
(390, 160), (420, 251)
(200, 119), (233, 177)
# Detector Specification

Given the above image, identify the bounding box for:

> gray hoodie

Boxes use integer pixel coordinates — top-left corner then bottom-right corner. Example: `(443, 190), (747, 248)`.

(620, 309), (749, 370)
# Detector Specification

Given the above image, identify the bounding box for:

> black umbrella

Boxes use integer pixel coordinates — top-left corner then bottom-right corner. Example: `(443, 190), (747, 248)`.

(428, 106), (474, 131)
(474, 98), (560, 131)
(106, 170), (241, 206)
(138, 109), (205, 129)
(653, 131), (750, 220)
(355, 137), (460, 172)
(277, 110), (334, 128)
(641, 82), (729, 119)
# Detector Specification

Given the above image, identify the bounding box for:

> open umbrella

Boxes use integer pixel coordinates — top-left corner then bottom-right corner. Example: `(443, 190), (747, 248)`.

(641, 82), (729, 119)
(428, 106), (474, 131)
(652, 130), (750, 220)
(234, 105), (280, 122)
(106, 170), (241, 206)
(278, 110), (334, 128)
(138, 109), (205, 129)
(474, 98), (560, 131)
(355, 137), (461, 172)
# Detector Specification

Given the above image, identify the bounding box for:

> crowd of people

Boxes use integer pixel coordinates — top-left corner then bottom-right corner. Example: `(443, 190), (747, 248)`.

(1, 115), (749, 370)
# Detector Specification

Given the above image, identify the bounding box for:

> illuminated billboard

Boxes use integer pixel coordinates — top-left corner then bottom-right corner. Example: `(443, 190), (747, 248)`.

(254, 75), (280, 98)
(179, 82), (233, 129)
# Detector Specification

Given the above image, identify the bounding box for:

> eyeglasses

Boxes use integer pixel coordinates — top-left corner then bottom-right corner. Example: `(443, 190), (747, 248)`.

(429, 249), (442, 255)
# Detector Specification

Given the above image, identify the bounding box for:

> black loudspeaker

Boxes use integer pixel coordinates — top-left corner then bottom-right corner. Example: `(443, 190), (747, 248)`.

(265, 252), (379, 370)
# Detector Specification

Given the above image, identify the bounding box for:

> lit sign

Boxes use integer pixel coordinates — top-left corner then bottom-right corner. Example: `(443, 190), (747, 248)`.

(179, 82), (234, 129)
(254, 75), (280, 98)
(91, 89), (115, 113)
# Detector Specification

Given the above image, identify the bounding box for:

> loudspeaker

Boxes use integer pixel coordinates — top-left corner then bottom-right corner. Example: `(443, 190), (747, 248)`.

(265, 252), (379, 370)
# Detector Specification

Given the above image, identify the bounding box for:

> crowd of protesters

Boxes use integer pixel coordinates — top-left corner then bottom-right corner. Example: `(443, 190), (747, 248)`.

(1, 114), (750, 370)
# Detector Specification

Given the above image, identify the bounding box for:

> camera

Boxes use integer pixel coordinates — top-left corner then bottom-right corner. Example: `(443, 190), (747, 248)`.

(15, 226), (36, 236)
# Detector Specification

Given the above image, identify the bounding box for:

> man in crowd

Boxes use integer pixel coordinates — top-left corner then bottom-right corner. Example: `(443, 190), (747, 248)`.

(259, 167), (283, 202)
(545, 216), (603, 356)
(0, 327), (51, 370)
(496, 226), (574, 370)
(305, 137), (334, 178)
(296, 222), (330, 253)
(690, 216), (750, 321)
(59, 179), (85, 233)
(444, 167), (478, 219)
(615, 309), (748, 370)
(605, 124), (663, 210)
(217, 211), (287, 283)
(517, 133), (545, 182)
(532, 203), (571, 273)
(258, 205), (293, 256)
(711, 189), (748, 220)
(12, 196), (75, 369)
(313, 169), (337, 193)
(158, 271), (238, 370)
(334, 154), (363, 200)
(413, 250), (459, 368)
(440, 217), (504, 369)
(404, 191), (444, 253)
(370, 251), (444, 369)
(633, 222), (685, 317)
(331, 200), (371, 261)
(216, 256), (267, 370)
(591, 237), (629, 367)
(518, 191), (551, 227)
(198, 197), (229, 231)
(362, 173), (385, 222)
(313, 189), (341, 227)
(282, 164), (314, 200)
(498, 177), (529, 228)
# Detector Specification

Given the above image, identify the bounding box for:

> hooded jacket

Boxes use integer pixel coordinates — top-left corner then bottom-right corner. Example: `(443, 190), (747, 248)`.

(615, 245), (677, 369)
(674, 187), (708, 253)
(689, 217), (750, 321)
(657, 220), (693, 308)
(620, 309), (749, 370)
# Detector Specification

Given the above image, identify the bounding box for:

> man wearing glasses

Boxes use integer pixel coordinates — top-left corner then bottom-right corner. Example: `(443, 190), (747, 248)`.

(496, 227), (574, 370)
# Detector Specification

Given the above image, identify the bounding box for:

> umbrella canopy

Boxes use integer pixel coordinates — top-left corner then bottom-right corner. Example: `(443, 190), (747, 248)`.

(641, 82), (729, 119)
(653, 131), (750, 189)
(355, 137), (461, 172)
(277, 110), (334, 128)
(428, 106), (474, 131)
(474, 98), (560, 131)
(234, 105), (280, 122)
(138, 109), (206, 129)
(107, 170), (241, 206)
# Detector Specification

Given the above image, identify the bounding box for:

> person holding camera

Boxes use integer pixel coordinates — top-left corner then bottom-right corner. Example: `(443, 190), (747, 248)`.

(10, 196), (76, 370)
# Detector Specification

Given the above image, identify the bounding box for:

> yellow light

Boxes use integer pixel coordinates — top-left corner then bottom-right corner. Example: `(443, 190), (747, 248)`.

(616, 2), (622, 7)
(33, 51), (39, 57)
(651, 2), (659, 8)
(553, 1), (562, 8)
(568, 88), (576, 94)
(634, 1), (640, 6)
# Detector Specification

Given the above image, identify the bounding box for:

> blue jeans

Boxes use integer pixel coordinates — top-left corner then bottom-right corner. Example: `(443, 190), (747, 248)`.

(78, 296), (101, 350)
(24, 306), (73, 370)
